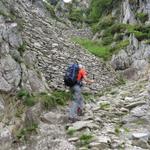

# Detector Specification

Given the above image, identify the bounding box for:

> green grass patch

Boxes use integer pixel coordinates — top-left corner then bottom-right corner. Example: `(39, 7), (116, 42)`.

(113, 40), (129, 52)
(67, 128), (77, 136)
(17, 89), (71, 109)
(99, 102), (110, 110)
(136, 12), (149, 23)
(72, 37), (111, 60)
(92, 15), (115, 33)
(43, 0), (56, 18)
(115, 126), (121, 136)
(69, 8), (83, 22)
(124, 127), (130, 133)
(38, 90), (71, 109)
(17, 89), (36, 107)
(132, 119), (146, 125)
(79, 134), (93, 146)
(16, 123), (38, 141)
(115, 74), (126, 86)
(18, 42), (27, 56)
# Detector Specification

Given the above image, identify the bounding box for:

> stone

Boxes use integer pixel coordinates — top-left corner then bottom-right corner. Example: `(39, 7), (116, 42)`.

(23, 51), (37, 67)
(0, 55), (21, 92)
(27, 69), (47, 92)
(111, 50), (131, 70)
(132, 139), (150, 149)
(8, 27), (23, 48)
(132, 132), (150, 140)
(90, 136), (111, 149)
(68, 137), (79, 142)
(0, 96), (5, 117)
(0, 42), (9, 56)
(40, 111), (66, 124)
(0, 125), (12, 150)
(130, 105), (148, 117)
(125, 101), (146, 110)
(70, 120), (99, 131)
(120, 107), (129, 113)
(25, 102), (43, 126)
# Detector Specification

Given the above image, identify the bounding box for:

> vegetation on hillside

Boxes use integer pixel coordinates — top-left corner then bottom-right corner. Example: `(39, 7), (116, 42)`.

(71, 0), (150, 61)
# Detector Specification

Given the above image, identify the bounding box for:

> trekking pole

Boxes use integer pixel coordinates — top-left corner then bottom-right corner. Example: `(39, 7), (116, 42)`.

(91, 74), (95, 101)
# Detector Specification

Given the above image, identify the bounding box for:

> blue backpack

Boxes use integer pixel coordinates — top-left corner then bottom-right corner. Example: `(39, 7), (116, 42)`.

(64, 64), (79, 87)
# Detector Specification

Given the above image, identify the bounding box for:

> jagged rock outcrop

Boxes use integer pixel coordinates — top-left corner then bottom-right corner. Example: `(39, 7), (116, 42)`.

(111, 0), (150, 79)
(0, 0), (49, 94)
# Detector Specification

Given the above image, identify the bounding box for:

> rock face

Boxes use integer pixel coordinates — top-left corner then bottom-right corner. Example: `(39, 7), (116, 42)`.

(0, 2), (49, 93)
(111, 0), (150, 79)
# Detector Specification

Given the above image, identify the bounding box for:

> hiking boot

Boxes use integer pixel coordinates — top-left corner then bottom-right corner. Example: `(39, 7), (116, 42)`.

(77, 107), (84, 116)
(68, 117), (80, 123)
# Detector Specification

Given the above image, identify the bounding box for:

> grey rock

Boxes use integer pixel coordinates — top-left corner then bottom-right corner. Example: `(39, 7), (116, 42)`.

(0, 125), (12, 150)
(132, 132), (150, 140)
(111, 50), (131, 70)
(132, 139), (150, 149)
(40, 111), (66, 124)
(91, 136), (111, 149)
(25, 102), (43, 126)
(8, 26), (23, 48)
(27, 69), (47, 92)
(23, 51), (37, 67)
(70, 120), (99, 131)
(125, 101), (146, 110)
(0, 96), (5, 117)
(0, 55), (21, 92)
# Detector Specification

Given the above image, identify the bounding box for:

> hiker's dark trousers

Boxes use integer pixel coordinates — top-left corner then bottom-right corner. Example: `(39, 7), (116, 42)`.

(69, 84), (84, 118)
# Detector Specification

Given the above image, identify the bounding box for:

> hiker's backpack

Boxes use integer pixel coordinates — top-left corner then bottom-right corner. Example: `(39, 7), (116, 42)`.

(64, 64), (79, 87)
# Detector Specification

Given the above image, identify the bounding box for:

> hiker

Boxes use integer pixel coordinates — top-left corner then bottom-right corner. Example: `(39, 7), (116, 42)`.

(68, 64), (94, 123)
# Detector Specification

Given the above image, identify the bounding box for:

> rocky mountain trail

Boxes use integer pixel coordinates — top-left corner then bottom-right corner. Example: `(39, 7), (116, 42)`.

(64, 76), (150, 150)
(15, 74), (150, 150)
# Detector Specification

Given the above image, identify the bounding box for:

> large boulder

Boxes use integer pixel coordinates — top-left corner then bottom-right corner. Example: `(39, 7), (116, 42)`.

(0, 55), (21, 92)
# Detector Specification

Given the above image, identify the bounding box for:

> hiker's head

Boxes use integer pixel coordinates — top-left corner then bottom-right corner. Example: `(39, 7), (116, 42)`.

(79, 64), (83, 69)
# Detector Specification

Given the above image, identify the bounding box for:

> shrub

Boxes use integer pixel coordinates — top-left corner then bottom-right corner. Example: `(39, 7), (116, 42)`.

(88, 0), (113, 22)
(43, 0), (56, 18)
(16, 122), (38, 141)
(18, 42), (26, 56)
(79, 134), (93, 146)
(17, 89), (36, 107)
(39, 91), (70, 109)
(136, 12), (149, 23)
(92, 15), (115, 33)
(67, 128), (77, 136)
(134, 31), (148, 41)
(129, 0), (137, 5)
(108, 23), (126, 34)
(115, 74), (126, 85)
(101, 36), (113, 45)
(69, 8), (83, 22)
(114, 33), (124, 41)
(99, 102), (110, 110)
(116, 40), (130, 50)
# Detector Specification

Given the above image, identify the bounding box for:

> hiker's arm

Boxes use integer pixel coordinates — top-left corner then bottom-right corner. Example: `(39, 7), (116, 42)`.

(83, 76), (94, 84)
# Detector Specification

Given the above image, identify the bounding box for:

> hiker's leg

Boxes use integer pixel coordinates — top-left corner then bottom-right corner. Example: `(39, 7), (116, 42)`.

(68, 85), (79, 119)
(76, 85), (84, 110)
(73, 85), (84, 116)
(69, 100), (78, 119)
